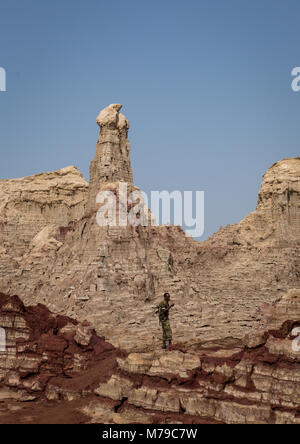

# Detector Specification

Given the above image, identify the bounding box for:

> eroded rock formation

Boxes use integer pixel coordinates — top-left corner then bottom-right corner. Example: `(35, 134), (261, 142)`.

(93, 319), (300, 424)
(0, 105), (300, 422)
(216, 157), (300, 248)
(0, 166), (88, 259)
(87, 104), (133, 211)
(0, 292), (298, 424)
(0, 293), (115, 405)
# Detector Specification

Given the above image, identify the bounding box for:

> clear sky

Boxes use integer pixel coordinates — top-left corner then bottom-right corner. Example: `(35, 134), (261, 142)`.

(0, 0), (299, 239)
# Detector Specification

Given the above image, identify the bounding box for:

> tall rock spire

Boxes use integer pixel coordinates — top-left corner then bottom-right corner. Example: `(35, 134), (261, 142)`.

(87, 104), (133, 210)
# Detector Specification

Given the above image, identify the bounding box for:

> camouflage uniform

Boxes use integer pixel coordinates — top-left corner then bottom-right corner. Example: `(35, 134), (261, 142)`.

(158, 300), (173, 341)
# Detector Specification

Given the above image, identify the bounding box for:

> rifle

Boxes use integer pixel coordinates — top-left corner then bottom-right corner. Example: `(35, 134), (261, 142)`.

(153, 304), (175, 326)
(153, 303), (175, 315)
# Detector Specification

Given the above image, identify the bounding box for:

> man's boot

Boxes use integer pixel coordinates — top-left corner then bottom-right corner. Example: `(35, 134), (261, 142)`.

(162, 341), (167, 349)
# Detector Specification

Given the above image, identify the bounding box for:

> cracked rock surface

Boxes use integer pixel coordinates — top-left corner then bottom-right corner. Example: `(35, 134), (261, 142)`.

(0, 105), (299, 423)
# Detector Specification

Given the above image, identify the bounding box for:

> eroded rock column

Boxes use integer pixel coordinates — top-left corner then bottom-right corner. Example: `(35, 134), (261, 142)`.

(87, 104), (133, 211)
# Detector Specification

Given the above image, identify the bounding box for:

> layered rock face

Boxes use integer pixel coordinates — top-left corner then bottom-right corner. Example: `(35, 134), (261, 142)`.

(0, 105), (298, 359)
(81, 292), (300, 424)
(0, 292), (298, 424)
(0, 105), (299, 423)
(0, 293), (115, 404)
(257, 158), (300, 245)
(87, 104), (133, 211)
(93, 322), (300, 424)
(0, 166), (88, 258)
(223, 157), (300, 247)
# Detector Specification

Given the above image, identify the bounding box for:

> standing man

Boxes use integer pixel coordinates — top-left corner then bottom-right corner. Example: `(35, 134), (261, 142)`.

(158, 292), (174, 349)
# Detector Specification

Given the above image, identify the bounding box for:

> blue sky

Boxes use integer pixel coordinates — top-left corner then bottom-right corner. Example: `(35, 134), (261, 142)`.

(0, 0), (299, 239)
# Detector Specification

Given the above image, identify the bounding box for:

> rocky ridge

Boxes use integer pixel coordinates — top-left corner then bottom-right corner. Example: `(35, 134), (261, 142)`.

(0, 291), (298, 424)
(0, 166), (88, 260)
(0, 292), (115, 403)
(0, 105), (299, 356)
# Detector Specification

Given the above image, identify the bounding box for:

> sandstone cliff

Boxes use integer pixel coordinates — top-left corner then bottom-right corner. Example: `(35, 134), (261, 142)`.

(0, 293), (115, 403)
(0, 166), (88, 259)
(0, 105), (298, 357)
(0, 292), (298, 424)
(0, 104), (299, 423)
(87, 104), (133, 211)
(214, 157), (300, 248)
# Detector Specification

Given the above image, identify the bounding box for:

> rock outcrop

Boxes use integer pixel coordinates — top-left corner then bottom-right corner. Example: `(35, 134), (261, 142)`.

(257, 158), (300, 245)
(216, 157), (300, 248)
(87, 104), (133, 211)
(87, 290), (300, 425)
(0, 104), (298, 366)
(0, 166), (88, 258)
(0, 293), (115, 404)
(0, 292), (298, 424)
(92, 322), (300, 424)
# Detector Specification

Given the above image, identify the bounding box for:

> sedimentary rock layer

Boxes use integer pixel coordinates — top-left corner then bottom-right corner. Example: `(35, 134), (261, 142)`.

(87, 104), (133, 211)
(0, 292), (298, 424)
(0, 166), (88, 258)
(0, 292), (115, 404)
(0, 106), (299, 355)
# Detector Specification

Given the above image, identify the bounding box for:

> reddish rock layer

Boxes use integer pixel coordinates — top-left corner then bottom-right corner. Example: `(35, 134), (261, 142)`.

(0, 293), (299, 424)
(0, 293), (115, 404)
